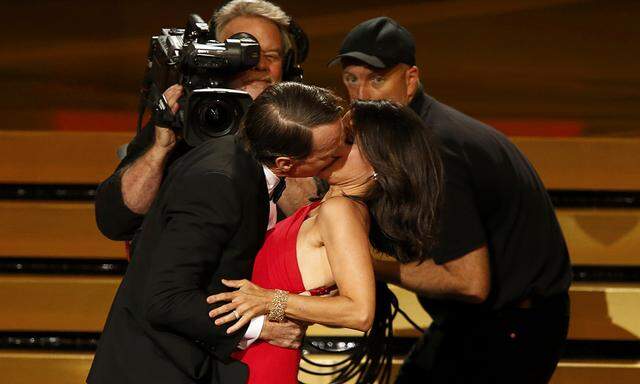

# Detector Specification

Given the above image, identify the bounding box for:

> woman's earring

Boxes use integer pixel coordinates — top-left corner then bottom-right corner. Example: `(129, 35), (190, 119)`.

(372, 172), (378, 180)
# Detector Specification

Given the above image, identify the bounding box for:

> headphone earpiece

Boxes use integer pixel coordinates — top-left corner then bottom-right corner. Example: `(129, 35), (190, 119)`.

(282, 49), (301, 82)
(281, 18), (308, 82)
(287, 19), (309, 65)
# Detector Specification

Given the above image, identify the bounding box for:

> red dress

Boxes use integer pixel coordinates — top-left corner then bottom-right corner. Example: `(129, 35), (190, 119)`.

(232, 202), (329, 384)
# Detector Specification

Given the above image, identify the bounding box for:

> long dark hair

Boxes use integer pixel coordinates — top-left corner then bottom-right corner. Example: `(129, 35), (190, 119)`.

(300, 100), (442, 384)
(352, 99), (443, 263)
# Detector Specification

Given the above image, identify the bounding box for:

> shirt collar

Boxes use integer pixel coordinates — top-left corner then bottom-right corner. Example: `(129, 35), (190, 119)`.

(409, 84), (433, 118)
(262, 165), (281, 196)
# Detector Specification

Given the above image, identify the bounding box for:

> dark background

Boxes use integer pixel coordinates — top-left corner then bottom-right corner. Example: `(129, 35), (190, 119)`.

(2, 0), (638, 136)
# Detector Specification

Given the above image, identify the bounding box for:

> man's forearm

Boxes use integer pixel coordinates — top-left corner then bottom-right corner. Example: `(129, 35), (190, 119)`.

(121, 145), (171, 214)
(374, 259), (463, 300)
(373, 247), (490, 303)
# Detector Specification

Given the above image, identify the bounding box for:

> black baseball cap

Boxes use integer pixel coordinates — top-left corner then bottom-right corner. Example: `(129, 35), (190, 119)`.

(328, 17), (415, 69)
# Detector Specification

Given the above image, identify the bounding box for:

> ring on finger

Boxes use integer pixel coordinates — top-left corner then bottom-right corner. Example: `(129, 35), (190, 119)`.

(233, 310), (240, 320)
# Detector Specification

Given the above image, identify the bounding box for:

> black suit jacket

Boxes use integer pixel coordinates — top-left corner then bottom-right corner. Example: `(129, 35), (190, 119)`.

(88, 135), (269, 384)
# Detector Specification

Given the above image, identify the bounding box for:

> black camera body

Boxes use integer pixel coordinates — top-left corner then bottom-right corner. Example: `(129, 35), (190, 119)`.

(144, 14), (260, 146)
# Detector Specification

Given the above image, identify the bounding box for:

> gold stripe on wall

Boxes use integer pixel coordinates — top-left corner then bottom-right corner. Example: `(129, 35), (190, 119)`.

(1, 352), (639, 384)
(0, 351), (93, 384)
(0, 201), (126, 259)
(513, 137), (640, 191)
(558, 209), (640, 266)
(2, 275), (628, 338)
(0, 131), (130, 184)
(1, 131), (640, 189)
(0, 275), (118, 332)
(1, 204), (638, 265)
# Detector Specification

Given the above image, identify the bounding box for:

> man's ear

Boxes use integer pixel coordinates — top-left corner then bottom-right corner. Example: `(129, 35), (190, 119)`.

(273, 156), (295, 176)
(405, 66), (420, 104)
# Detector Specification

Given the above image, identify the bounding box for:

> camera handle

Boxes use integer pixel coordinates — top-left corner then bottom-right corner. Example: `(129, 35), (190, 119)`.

(152, 93), (177, 129)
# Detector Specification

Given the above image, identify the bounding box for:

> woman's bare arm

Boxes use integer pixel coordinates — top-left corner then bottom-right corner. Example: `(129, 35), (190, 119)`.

(283, 197), (376, 330)
(207, 197), (376, 333)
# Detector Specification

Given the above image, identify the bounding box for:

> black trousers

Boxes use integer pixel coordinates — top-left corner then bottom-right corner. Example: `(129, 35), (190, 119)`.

(395, 294), (570, 384)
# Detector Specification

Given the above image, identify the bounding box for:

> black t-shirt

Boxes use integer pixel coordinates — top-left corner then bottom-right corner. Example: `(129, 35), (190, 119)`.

(409, 90), (572, 321)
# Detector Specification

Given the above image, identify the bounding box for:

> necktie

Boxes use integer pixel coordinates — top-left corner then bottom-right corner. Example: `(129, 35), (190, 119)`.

(271, 178), (286, 203)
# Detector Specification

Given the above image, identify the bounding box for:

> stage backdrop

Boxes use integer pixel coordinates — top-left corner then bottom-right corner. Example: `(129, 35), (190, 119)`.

(1, 0), (638, 137)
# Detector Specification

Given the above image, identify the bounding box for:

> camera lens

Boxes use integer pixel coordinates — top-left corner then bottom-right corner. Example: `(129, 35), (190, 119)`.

(191, 97), (239, 138)
(182, 89), (252, 147)
(203, 104), (230, 128)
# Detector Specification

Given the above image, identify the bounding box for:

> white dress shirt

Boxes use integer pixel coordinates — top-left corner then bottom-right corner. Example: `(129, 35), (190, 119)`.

(237, 166), (280, 349)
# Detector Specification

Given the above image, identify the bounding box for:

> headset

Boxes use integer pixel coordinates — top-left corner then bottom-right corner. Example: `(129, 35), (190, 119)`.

(209, 0), (309, 82)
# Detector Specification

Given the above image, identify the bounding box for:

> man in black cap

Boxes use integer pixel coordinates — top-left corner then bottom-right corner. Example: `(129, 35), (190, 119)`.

(330, 17), (572, 383)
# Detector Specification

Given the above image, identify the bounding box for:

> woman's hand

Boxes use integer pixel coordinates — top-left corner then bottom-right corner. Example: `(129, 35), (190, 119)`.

(206, 279), (275, 334)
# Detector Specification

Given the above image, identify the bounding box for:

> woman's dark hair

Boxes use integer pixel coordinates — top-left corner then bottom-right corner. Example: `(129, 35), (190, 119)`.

(300, 100), (442, 384)
(352, 99), (444, 263)
(238, 82), (345, 165)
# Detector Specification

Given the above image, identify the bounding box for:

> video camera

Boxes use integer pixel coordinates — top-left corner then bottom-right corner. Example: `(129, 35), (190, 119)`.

(141, 14), (260, 146)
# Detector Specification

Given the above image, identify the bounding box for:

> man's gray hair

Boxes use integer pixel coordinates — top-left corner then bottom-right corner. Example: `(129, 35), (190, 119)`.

(214, 0), (291, 52)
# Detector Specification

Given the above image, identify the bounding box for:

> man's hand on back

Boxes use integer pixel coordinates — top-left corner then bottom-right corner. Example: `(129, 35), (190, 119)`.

(259, 319), (307, 349)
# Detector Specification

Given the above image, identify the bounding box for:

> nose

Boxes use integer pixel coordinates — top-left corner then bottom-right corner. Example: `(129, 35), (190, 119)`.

(356, 85), (370, 100)
(255, 52), (269, 71)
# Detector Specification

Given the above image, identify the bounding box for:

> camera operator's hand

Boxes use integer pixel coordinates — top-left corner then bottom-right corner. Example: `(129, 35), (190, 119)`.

(153, 84), (183, 152)
(122, 84), (183, 215)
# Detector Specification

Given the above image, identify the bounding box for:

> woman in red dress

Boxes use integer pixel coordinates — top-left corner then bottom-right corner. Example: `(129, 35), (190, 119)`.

(208, 99), (443, 384)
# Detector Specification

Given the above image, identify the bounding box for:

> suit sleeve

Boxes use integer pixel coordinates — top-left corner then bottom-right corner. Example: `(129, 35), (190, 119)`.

(94, 122), (154, 240)
(144, 171), (249, 361)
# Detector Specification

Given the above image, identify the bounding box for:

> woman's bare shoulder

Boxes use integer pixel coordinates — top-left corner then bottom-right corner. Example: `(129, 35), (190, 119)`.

(317, 196), (369, 225)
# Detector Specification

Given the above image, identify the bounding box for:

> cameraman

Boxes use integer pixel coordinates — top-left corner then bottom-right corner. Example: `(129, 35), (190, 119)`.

(96, 0), (312, 242)
(95, 0), (309, 349)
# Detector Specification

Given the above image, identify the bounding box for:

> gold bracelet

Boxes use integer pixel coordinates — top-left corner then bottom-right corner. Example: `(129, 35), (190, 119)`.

(268, 289), (288, 322)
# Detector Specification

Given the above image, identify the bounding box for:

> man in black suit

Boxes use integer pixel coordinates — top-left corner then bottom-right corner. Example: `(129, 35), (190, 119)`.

(87, 83), (347, 383)
(94, 0), (316, 357)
